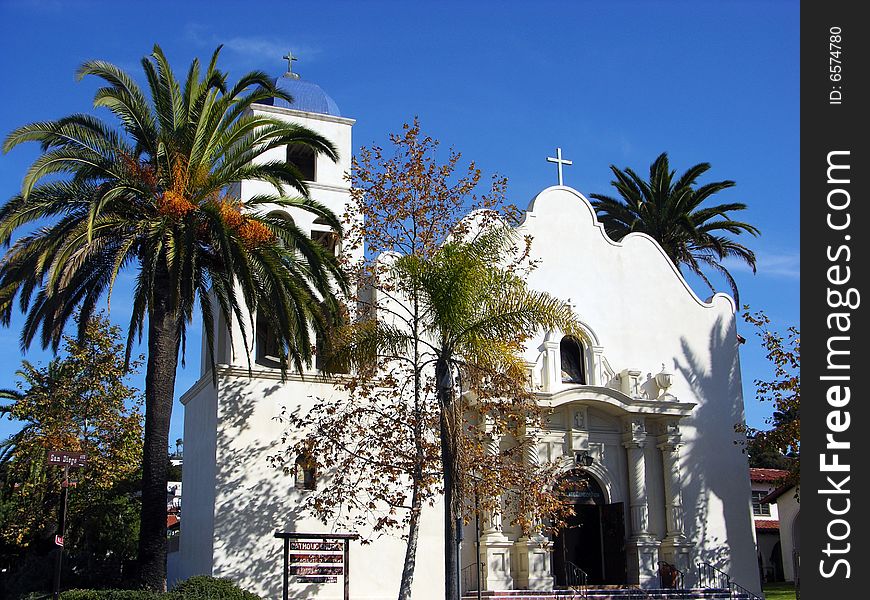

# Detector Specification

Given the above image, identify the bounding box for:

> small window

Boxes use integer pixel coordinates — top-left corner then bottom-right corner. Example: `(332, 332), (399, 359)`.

(311, 230), (338, 255)
(751, 491), (771, 516)
(311, 217), (339, 256)
(560, 336), (586, 384)
(287, 144), (316, 182)
(295, 453), (317, 491)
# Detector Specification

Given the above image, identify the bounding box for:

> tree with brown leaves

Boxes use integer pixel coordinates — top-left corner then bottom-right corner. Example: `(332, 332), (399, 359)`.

(277, 120), (578, 600)
(740, 309), (799, 483)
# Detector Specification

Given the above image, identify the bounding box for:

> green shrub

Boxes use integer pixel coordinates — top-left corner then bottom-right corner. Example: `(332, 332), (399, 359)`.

(52, 575), (258, 600)
(172, 576), (261, 600)
(60, 591), (174, 600)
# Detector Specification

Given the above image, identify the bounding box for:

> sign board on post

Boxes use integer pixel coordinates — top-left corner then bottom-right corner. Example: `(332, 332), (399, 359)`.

(275, 532), (359, 600)
(46, 451), (87, 468)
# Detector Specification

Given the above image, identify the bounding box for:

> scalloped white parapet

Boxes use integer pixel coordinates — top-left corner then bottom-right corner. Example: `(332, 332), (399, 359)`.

(517, 185), (740, 385)
(522, 185), (735, 312)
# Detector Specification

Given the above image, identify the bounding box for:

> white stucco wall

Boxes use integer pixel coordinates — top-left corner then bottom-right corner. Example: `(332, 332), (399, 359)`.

(175, 381), (218, 585)
(183, 370), (446, 600)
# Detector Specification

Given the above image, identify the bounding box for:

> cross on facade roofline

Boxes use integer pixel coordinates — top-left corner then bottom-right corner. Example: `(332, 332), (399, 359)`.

(547, 147), (573, 186)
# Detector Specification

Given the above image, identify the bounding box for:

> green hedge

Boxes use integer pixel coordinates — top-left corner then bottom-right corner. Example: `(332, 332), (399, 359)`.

(173, 576), (261, 599)
(57, 576), (260, 600)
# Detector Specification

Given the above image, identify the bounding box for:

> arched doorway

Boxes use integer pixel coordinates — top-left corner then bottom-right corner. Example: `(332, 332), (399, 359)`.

(553, 469), (626, 586)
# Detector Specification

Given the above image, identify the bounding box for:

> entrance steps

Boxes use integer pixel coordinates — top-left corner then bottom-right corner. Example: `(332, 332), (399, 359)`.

(461, 589), (752, 600)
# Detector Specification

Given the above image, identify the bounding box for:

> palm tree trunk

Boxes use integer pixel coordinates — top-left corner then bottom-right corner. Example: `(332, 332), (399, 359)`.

(135, 286), (180, 591)
(437, 358), (460, 600)
(398, 476), (424, 600)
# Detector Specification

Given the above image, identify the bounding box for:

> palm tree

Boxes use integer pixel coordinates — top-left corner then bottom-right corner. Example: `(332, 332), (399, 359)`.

(331, 226), (578, 600)
(0, 45), (346, 589)
(589, 152), (759, 304)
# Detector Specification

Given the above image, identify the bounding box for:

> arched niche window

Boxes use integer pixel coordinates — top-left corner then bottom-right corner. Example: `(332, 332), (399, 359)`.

(311, 216), (339, 256)
(560, 336), (586, 384)
(294, 453), (317, 491)
(255, 311), (283, 368)
(287, 143), (316, 182)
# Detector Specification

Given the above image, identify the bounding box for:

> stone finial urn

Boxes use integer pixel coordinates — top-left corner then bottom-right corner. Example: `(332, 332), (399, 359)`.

(654, 364), (675, 400)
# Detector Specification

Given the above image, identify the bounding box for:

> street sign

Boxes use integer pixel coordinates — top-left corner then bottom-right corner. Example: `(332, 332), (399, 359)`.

(46, 451), (87, 468)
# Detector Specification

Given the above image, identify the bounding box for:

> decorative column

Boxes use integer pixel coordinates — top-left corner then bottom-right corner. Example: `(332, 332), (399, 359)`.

(656, 419), (693, 575)
(622, 416), (660, 588)
(481, 433), (504, 536)
(513, 426), (554, 590)
(478, 430), (513, 591)
(541, 336), (561, 392)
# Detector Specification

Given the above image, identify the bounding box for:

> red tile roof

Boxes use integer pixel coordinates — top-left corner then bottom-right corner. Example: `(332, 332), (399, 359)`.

(763, 483), (797, 504)
(755, 520), (780, 531)
(750, 468), (789, 482)
(167, 514), (180, 528)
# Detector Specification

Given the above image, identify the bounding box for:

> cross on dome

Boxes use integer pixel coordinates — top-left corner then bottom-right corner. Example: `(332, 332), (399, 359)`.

(282, 51), (300, 79)
(547, 147), (573, 186)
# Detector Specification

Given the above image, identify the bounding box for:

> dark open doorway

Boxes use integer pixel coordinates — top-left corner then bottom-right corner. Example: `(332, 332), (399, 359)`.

(553, 470), (627, 586)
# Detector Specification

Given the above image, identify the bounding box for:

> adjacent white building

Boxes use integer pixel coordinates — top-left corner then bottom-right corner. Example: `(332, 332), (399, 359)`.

(171, 66), (761, 598)
(748, 468), (788, 583)
(764, 483), (800, 585)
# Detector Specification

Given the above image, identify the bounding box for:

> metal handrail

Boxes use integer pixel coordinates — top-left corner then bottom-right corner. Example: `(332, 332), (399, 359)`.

(697, 561), (731, 590)
(564, 560), (588, 598)
(460, 562), (478, 593)
(698, 561), (763, 600)
(658, 560), (685, 590)
(730, 580), (763, 600)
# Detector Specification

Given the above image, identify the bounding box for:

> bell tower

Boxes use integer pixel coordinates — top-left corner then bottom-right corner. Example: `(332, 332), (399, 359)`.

(202, 55), (357, 374)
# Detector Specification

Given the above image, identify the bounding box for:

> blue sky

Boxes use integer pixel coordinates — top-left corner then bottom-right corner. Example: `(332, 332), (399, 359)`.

(0, 0), (799, 444)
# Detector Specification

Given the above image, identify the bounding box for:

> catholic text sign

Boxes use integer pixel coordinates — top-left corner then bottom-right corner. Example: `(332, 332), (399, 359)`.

(46, 451), (87, 468)
(287, 541), (343, 552)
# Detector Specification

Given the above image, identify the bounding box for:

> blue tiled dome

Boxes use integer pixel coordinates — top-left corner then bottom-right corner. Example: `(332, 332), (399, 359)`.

(261, 74), (341, 117)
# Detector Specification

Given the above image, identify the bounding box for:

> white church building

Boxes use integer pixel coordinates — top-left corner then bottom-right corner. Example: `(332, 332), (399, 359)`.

(171, 65), (761, 599)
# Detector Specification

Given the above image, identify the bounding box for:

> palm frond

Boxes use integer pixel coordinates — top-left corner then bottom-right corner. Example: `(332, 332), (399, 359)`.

(591, 153), (759, 302)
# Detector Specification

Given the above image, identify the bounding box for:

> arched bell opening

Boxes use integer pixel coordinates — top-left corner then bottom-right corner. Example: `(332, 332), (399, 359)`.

(560, 336), (586, 384)
(255, 310), (284, 369)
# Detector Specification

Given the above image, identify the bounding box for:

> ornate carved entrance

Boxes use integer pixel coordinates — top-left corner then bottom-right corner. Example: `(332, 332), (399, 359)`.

(553, 469), (627, 586)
